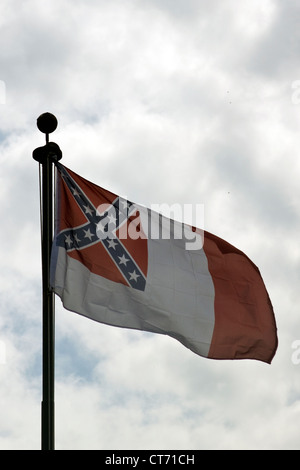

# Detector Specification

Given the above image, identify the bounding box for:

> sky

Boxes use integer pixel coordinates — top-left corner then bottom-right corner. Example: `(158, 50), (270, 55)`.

(0, 0), (300, 450)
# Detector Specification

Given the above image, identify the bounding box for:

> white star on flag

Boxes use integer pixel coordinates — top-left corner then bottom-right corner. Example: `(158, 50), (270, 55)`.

(118, 254), (129, 266)
(129, 270), (140, 282)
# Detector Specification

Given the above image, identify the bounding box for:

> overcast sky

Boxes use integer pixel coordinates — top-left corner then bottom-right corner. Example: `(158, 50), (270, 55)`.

(1, 0), (300, 450)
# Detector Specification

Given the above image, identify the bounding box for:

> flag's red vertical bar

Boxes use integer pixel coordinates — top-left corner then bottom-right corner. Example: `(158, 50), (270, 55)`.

(33, 113), (62, 451)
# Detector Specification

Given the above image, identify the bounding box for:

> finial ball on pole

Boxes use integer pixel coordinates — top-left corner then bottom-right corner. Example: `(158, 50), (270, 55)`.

(37, 113), (58, 134)
(33, 113), (62, 163)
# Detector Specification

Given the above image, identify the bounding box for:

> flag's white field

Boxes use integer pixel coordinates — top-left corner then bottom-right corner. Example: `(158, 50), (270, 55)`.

(51, 164), (277, 364)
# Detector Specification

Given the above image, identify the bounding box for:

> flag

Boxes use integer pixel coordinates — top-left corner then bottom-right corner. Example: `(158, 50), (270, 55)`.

(50, 163), (278, 363)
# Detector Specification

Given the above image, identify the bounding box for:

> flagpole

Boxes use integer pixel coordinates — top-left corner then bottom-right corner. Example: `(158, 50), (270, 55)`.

(33, 113), (62, 450)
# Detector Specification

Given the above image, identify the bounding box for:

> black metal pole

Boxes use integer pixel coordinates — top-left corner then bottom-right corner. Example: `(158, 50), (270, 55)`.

(41, 149), (55, 450)
(33, 113), (62, 451)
